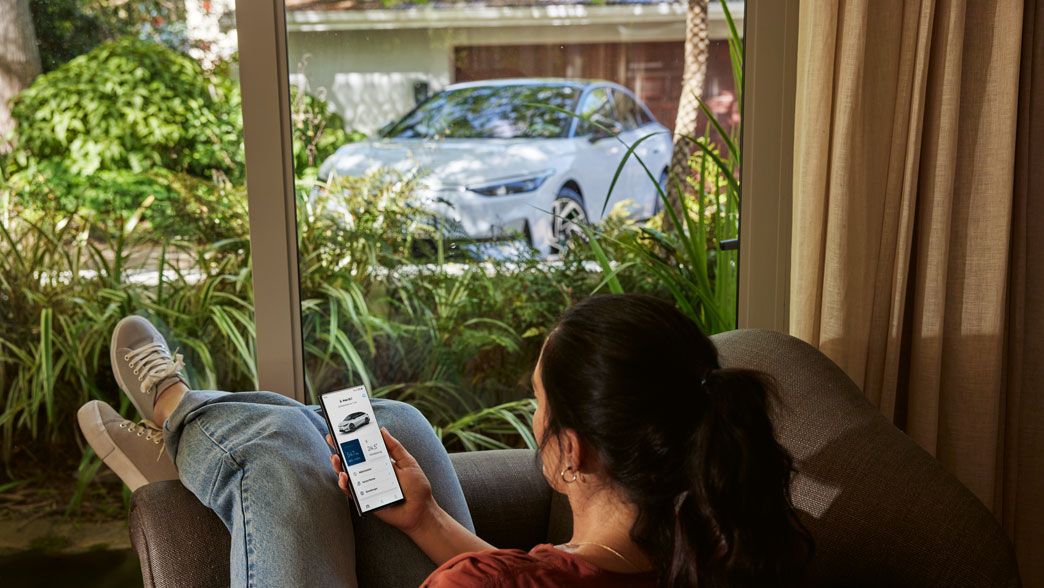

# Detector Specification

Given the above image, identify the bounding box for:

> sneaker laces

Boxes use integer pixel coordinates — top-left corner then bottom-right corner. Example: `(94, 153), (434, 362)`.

(125, 343), (185, 398)
(118, 419), (168, 461)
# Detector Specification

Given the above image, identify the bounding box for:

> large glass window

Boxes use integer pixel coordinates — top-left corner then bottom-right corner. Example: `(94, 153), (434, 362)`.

(0, 0), (250, 569)
(284, 1), (745, 450)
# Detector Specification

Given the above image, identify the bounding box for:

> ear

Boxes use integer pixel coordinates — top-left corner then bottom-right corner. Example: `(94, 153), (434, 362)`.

(559, 428), (586, 472)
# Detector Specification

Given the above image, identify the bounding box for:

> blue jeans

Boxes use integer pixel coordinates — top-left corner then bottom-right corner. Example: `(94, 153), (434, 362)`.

(162, 390), (475, 588)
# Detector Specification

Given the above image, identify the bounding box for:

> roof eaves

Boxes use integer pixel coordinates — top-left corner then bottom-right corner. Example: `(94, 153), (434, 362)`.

(286, 2), (744, 34)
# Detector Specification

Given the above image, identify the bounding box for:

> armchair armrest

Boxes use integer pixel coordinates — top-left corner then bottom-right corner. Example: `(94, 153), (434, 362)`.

(129, 480), (230, 588)
(130, 450), (558, 588)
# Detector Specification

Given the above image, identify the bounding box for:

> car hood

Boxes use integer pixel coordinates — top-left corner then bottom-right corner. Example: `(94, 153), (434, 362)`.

(319, 138), (574, 188)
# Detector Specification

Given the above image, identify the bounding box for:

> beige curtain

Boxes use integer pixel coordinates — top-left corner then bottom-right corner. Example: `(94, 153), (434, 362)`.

(790, 0), (1042, 584)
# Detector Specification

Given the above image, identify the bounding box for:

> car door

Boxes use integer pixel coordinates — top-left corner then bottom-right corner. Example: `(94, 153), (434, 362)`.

(612, 89), (666, 218)
(572, 87), (625, 222)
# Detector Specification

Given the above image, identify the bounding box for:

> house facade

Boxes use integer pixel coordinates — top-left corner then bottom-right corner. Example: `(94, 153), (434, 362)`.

(284, 1), (744, 134)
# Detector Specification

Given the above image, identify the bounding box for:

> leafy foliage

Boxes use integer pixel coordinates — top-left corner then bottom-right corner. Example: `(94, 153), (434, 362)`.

(6, 163), (248, 242)
(2, 37), (355, 246)
(589, 139), (738, 333)
(6, 38), (243, 180)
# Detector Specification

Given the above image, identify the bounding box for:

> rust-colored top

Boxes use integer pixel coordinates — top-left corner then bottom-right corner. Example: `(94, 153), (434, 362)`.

(421, 544), (658, 588)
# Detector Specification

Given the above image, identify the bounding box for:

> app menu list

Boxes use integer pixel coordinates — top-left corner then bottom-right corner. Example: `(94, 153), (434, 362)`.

(347, 429), (402, 510)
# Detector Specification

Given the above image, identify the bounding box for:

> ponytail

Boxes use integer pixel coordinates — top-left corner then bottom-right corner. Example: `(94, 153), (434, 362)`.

(667, 369), (813, 587)
(538, 295), (813, 588)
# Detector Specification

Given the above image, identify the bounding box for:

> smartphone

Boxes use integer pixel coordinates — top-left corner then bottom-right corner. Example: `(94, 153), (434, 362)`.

(319, 386), (405, 516)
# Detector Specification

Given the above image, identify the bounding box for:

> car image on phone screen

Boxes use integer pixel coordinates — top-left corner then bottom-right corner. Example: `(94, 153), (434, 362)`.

(319, 386), (405, 515)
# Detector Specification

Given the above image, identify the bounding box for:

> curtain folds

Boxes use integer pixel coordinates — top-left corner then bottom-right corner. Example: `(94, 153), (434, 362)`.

(790, 0), (1040, 584)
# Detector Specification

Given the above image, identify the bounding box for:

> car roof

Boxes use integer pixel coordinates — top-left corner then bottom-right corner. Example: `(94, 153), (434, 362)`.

(444, 78), (618, 92)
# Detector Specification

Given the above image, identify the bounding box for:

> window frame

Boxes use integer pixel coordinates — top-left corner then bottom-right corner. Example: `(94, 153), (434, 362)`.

(736, 0), (799, 333)
(235, 0), (799, 400)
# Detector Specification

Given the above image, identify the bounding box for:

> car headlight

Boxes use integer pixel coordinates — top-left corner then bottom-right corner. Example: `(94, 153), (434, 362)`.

(469, 170), (554, 197)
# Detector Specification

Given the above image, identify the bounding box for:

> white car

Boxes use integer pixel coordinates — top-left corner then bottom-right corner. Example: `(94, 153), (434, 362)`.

(338, 411), (370, 434)
(317, 79), (673, 255)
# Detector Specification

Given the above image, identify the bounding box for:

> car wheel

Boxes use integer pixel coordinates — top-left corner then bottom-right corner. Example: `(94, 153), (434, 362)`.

(549, 186), (588, 256)
(653, 169), (668, 215)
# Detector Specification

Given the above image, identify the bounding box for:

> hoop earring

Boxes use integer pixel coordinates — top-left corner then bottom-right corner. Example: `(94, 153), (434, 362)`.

(560, 466), (579, 484)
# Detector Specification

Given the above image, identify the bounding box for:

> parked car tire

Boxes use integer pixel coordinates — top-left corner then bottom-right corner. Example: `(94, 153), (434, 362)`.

(549, 186), (588, 256)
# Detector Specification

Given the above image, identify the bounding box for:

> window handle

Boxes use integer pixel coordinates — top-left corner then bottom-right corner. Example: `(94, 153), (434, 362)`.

(720, 238), (739, 251)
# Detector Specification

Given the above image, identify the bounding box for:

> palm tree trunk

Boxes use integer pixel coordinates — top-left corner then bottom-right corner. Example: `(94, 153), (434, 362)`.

(0, 0), (41, 149)
(666, 0), (709, 226)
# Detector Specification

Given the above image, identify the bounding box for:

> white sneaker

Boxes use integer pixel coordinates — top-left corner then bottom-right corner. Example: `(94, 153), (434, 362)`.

(77, 400), (178, 491)
(110, 315), (187, 426)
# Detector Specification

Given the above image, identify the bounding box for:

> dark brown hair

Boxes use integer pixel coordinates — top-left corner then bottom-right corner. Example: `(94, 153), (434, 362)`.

(539, 294), (813, 587)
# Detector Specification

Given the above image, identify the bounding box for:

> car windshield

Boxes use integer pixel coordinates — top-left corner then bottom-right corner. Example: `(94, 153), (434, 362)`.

(383, 84), (580, 140)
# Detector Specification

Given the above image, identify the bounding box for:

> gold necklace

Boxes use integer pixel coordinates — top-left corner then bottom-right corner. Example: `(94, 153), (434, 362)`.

(562, 541), (642, 572)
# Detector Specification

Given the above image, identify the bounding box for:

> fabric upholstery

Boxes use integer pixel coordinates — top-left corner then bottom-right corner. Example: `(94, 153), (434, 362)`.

(129, 449), (552, 587)
(130, 481), (230, 588)
(712, 329), (1019, 587)
(129, 329), (1020, 587)
(448, 449), (551, 550)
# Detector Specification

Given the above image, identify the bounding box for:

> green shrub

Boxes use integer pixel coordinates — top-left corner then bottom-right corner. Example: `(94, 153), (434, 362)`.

(2, 37), (361, 240)
(6, 163), (248, 243)
(6, 38), (243, 181)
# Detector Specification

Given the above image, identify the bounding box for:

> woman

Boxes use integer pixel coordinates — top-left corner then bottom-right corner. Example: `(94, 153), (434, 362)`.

(79, 294), (812, 587)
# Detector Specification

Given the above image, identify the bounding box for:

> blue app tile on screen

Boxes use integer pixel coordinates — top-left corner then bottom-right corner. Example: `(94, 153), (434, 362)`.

(340, 439), (365, 466)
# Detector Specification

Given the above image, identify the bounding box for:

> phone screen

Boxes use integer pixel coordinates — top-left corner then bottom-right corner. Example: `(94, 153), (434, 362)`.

(319, 386), (404, 515)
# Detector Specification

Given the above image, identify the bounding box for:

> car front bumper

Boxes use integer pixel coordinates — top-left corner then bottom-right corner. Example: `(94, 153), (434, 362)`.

(416, 186), (555, 244)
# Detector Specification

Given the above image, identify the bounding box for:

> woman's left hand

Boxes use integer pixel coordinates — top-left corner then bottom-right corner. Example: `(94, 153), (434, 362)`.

(326, 427), (437, 533)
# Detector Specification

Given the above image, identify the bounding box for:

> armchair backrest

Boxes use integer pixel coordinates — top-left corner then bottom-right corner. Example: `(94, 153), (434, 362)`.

(710, 329), (1019, 587)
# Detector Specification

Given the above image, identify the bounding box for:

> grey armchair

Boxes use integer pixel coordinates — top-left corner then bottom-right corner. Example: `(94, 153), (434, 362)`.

(129, 330), (1020, 587)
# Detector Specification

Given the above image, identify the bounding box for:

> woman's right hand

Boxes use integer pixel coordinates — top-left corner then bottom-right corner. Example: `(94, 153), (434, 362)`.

(326, 427), (437, 533)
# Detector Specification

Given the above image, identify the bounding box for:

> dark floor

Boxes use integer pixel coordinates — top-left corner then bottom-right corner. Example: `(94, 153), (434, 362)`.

(0, 550), (142, 587)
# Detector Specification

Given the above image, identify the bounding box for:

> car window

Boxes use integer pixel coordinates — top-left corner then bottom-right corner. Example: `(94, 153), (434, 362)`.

(383, 84), (580, 139)
(611, 90), (642, 131)
(636, 104), (653, 126)
(576, 88), (616, 136)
